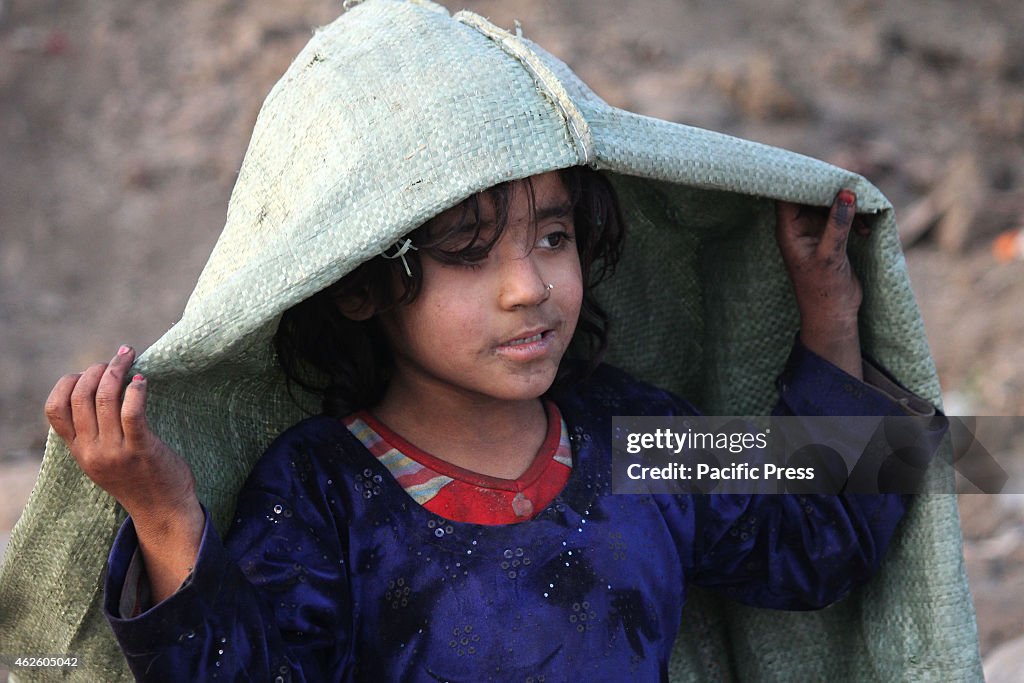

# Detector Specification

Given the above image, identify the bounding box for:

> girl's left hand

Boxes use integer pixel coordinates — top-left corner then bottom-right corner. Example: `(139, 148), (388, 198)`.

(775, 190), (869, 379)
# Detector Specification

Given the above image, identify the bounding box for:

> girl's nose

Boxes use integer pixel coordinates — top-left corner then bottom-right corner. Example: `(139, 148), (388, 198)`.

(497, 254), (550, 310)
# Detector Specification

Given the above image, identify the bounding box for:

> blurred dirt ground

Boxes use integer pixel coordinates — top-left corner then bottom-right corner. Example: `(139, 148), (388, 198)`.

(2, 0), (1023, 678)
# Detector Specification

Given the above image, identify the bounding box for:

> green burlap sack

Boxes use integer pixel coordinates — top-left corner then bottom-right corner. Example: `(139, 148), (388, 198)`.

(0, 0), (982, 680)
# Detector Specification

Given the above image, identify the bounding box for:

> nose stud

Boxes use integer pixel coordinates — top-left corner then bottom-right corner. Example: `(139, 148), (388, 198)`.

(534, 282), (554, 303)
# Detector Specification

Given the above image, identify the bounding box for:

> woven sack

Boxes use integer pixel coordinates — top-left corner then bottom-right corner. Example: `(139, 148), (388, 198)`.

(0, 0), (982, 680)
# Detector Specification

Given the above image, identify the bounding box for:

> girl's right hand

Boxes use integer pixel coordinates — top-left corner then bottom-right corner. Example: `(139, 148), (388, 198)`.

(45, 345), (204, 602)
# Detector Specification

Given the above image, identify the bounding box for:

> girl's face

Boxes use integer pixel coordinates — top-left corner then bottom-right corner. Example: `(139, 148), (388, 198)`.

(378, 171), (583, 406)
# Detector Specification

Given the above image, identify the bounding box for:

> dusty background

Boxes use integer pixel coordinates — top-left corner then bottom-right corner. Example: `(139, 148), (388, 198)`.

(1, 0), (1023, 679)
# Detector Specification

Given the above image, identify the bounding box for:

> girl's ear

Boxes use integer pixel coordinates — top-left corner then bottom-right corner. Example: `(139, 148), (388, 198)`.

(334, 291), (376, 321)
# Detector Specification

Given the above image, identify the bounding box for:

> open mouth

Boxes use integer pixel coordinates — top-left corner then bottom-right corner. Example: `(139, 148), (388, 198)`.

(497, 329), (553, 353)
(504, 332), (544, 346)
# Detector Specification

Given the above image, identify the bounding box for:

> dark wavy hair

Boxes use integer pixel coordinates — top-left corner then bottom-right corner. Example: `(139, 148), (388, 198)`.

(273, 166), (626, 417)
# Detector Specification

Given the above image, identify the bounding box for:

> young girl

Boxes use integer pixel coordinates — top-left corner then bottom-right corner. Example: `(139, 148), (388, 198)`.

(47, 169), (936, 680)
(8, 0), (981, 681)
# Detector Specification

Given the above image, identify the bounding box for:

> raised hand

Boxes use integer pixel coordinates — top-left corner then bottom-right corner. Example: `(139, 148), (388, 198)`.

(45, 345), (204, 602)
(775, 190), (867, 379)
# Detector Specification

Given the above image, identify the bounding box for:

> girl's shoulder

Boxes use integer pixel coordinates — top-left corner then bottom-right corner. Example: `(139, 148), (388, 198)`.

(242, 414), (365, 494)
(268, 414), (352, 458)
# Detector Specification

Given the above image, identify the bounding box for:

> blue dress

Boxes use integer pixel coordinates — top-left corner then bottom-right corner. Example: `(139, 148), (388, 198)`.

(103, 346), (942, 682)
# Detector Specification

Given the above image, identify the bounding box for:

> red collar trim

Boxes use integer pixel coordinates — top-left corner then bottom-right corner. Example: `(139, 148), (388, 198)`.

(354, 401), (563, 492)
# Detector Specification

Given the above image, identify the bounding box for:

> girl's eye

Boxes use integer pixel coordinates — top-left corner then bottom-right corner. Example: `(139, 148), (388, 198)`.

(538, 231), (574, 249)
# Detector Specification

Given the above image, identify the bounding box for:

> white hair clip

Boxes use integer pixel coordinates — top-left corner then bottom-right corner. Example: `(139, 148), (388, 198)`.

(381, 238), (419, 277)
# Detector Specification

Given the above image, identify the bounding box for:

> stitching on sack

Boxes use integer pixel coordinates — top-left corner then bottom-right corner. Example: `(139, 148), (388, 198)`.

(453, 11), (594, 166)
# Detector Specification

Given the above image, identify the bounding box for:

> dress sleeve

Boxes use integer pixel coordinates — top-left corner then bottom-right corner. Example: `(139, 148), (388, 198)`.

(103, 419), (353, 682)
(680, 341), (946, 610)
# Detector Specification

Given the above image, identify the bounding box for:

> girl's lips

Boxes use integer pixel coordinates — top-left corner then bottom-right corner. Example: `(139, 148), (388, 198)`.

(495, 329), (555, 360)
(504, 332), (544, 346)
(498, 328), (549, 347)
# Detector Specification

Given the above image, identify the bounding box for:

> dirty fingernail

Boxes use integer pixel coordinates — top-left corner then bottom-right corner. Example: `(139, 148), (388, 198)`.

(117, 345), (132, 356)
